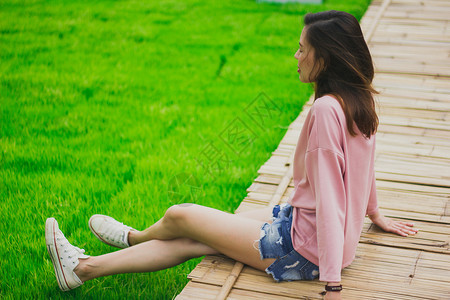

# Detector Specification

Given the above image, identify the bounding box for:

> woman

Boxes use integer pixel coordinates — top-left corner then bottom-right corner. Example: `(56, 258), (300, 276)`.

(45, 11), (418, 299)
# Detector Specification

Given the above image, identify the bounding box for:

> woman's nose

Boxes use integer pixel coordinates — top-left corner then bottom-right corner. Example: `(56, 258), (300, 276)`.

(294, 49), (300, 59)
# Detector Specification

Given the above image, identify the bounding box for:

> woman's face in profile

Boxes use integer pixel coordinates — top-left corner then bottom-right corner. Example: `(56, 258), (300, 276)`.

(294, 27), (317, 83)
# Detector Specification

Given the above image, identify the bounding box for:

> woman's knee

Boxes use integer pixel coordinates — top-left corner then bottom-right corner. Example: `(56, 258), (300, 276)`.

(164, 203), (197, 225)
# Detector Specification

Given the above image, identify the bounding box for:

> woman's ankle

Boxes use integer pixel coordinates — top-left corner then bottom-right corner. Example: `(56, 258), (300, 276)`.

(128, 230), (139, 246)
(74, 257), (94, 283)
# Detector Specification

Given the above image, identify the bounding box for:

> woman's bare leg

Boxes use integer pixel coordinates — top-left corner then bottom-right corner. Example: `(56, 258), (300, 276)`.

(76, 204), (275, 282)
(129, 205), (273, 245)
(75, 238), (218, 282)
(236, 206), (274, 222)
(128, 204), (274, 270)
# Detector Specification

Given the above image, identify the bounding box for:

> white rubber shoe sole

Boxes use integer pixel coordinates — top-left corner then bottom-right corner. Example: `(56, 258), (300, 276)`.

(45, 218), (85, 291)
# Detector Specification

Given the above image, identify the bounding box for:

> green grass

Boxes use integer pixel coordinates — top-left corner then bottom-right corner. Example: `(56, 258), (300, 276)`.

(0, 0), (371, 298)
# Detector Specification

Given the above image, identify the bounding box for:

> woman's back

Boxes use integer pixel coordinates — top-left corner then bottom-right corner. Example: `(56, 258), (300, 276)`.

(289, 95), (377, 282)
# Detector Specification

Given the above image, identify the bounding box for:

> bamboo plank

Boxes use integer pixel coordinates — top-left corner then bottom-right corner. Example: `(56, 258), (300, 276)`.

(379, 23), (449, 38)
(374, 171), (448, 188)
(376, 97), (450, 113)
(216, 262), (245, 300)
(376, 24), (449, 36)
(359, 236), (449, 254)
(186, 252), (450, 299)
(177, 282), (315, 300)
(364, 0), (391, 42)
(253, 174), (283, 186)
(246, 182), (278, 194)
(376, 131), (450, 149)
(376, 87), (450, 103)
(372, 49), (449, 62)
(369, 37), (450, 49)
(377, 106), (448, 121)
(375, 143), (450, 160)
(377, 124), (450, 140)
(363, 4), (450, 22)
(364, 218), (450, 235)
(376, 208), (449, 224)
(390, 0), (450, 6)
(378, 115), (449, 132)
(373, 53), (450, 67)
(374, 18), (450, 29)
(373, 58), (450, 77)
(375, 156), (450, 188)
(377, 189), (448, 213)
(374, 73), (450, 89)
(375, 180), (450, 198)
(357, 243), (450, 266)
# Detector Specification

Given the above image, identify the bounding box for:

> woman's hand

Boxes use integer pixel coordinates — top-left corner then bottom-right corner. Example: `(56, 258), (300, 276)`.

(324, 292), (342, 300)
(368, 212), (418, 237)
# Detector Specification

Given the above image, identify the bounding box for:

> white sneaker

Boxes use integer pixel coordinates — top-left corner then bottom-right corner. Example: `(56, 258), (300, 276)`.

(89, 214), (135, 249)
(45, 218), (89, 291)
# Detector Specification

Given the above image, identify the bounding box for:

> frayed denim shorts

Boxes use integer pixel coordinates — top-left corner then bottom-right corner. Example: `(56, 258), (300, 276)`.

(258, 203), (319, 282)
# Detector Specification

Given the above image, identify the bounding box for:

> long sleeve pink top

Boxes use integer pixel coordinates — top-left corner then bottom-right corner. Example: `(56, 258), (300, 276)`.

(288, 95), (379, 283)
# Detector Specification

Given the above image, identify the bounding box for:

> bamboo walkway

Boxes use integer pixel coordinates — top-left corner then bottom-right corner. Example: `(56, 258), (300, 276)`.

(176, 0), (450, 298)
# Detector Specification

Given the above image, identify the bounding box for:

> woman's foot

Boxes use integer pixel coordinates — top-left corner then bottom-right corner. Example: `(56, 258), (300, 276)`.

(89, 215), (135, 248)
(45, 218), (89, 291)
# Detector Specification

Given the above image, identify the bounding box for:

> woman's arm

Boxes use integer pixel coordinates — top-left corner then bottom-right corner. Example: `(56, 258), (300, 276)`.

(368, 212), (419, 236)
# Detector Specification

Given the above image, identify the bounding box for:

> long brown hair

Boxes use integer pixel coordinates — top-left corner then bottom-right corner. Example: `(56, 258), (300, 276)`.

(304, 10), (378, 137)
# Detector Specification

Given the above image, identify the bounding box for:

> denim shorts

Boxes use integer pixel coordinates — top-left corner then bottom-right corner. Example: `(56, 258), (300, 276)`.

(258, 203), (320, 282)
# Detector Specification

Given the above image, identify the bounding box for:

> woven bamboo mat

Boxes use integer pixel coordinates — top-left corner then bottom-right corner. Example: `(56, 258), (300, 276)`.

(176, 0), (450, 298)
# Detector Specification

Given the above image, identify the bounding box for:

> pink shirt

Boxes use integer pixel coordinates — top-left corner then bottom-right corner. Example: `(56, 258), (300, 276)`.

(289, 95), (379, 282)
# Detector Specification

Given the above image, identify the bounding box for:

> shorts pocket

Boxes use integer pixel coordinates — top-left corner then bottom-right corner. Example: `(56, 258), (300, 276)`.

(265, 249), (319, 282)
(300, 261), (320, 280)
(259, 222), (284, 259)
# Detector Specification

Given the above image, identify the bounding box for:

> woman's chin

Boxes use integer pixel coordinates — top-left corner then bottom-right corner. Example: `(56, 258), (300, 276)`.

(298, 76), (310, 84)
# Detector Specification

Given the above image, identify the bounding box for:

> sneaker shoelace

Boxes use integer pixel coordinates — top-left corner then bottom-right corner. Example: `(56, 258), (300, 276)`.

(102, 219), (131, 245)
(56, 231), (86, 268)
